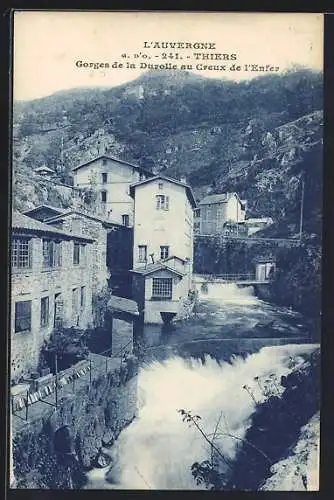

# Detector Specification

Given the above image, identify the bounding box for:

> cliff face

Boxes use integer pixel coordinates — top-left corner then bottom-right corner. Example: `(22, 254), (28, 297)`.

(13, 68), (322, 240)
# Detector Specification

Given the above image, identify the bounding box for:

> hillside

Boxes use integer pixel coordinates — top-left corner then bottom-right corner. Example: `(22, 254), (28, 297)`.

(12, 68), (323, 237)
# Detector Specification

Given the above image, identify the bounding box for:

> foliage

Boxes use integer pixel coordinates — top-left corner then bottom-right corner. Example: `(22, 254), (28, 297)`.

(14, 69), (322, 204)
(39, 327), (89, 372)
(271, 242), (321, 317)
(92, 287), (112, 328)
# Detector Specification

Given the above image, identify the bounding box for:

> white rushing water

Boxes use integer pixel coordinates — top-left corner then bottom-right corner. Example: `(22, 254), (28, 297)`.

(197, 282), (259, 305)
(87, 343), (318, 490)
(86, 283), (318, 490)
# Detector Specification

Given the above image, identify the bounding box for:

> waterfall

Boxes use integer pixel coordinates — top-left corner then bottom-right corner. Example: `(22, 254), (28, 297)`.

(86, 343), (318, 490)
(197, 282), (258, 305)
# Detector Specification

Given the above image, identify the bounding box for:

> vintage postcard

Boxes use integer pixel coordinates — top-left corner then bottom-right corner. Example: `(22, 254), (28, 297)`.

(9, 10), (322, 491)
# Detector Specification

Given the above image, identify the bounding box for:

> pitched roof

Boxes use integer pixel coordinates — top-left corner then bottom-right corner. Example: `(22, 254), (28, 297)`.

(23, 205), (65, 220)
(108, 295), (139, 316)
(199, 193), (233, 205)
(34, 165), (55, 173)
(163, 255), (188, 264)
(71, 154), (153, 175)
(45, 209), (118, 228)
(129, 175), (197, 208)
(130, 262), (185, 277)
(11, 211), (94, 242)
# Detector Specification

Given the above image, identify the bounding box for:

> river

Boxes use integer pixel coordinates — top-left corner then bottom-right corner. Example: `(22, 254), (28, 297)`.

(85, 283), (319, 490)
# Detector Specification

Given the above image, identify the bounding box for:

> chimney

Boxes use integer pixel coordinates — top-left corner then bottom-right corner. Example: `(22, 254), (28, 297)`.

(180, 176), (187, 184)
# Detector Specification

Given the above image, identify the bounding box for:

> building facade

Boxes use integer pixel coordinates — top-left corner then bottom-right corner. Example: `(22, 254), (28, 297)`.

(199, 193), (246, 235)
(71, 154), (153, 226)
(11, 212), (95, 382)
(129, 175), (197, 324)
(25, 204), (134, 298)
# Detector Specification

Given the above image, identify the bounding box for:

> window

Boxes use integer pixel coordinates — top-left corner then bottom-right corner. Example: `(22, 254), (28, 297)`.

(152, 278), (172, 299)
(122, 214), (130, 227)
(73, 243), (86, 265)
(102, 173), (108, 184)
(15, 300), (31, 333)
(54, 242), (62, 266)
(160, 246), (169, 260)
(72, 288), (79, 324)
(101, 190), (107, 203)
(54, 293), (63, 328)
(40, 297), (49, 328)
(73, 243), (80, 265)
(156, 194), (169, 211)
(42, 240), (62, 268)
(102, 158), (107, 166)
(138, 245), (147, 263)
(158, 182), (164, 190)
(80, 286), (85, 308)
(80, 244), (86, 265)
(43, 239), (55, 268)
(12, 238), (31, 269)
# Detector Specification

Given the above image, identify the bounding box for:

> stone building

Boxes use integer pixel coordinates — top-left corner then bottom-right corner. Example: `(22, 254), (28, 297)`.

(11, 211), (95, 382)
(71, 154), (153, 226)
(199, 193), (246, 235)
(129, 175), (197, 324)
(24, 204), (133, 297)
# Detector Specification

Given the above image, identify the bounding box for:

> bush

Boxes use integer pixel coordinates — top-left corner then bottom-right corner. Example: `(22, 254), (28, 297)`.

(39, 328), (89, 372)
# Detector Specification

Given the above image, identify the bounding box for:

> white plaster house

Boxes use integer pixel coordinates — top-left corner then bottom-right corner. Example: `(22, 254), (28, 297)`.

(71, 154), (153, 226)
(199, 193), (246, 234)
(129, 175), (197, 324)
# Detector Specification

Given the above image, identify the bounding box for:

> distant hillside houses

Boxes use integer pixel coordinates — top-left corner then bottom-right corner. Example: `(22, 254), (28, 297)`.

(197, 192), (273, 236)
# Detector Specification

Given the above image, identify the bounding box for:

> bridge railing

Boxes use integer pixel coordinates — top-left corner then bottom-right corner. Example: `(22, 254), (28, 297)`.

(197, 273), (256, 282)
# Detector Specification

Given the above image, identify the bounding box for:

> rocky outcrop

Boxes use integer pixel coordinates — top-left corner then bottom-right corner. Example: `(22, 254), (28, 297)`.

(260, 412), (319, 491)
(227, 348), (320, 491)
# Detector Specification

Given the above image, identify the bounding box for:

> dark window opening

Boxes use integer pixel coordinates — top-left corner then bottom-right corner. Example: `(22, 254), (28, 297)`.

(122, 214), (130, 227)
(80, 286), (85, 308)
(40, 296), (49, 328)
(15, 300), (32, 333)
(160, 246), (169, 260)
(73, 243), (80, 265)
(102, 173), (108, 184)
(43, 240), (62, 268)
(156, 194), (169, 211)
(101, 191), (107, 203)
(138, 245), (147, 263)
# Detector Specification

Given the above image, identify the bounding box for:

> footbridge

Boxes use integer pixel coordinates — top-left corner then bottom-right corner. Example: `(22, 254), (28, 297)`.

(193, 273), (272, 286)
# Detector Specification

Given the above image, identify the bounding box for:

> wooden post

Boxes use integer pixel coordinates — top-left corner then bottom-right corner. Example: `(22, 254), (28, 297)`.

(105, 356), (108, 375)
(299, 178), (305, 241)
(55, 352), (58, 409)
(25, 391), (29, 421)
(89, 359), (92, 386)
(73, 368), (76, 392)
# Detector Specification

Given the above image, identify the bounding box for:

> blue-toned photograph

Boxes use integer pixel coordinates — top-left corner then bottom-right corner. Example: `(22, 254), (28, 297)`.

(9, 11), (322, 491)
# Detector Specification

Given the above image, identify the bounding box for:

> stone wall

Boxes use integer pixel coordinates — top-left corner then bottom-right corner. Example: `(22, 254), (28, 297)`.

(12, 356), (138, 489)
(11, 236), (94, 382)
(48, 214), (110, 294)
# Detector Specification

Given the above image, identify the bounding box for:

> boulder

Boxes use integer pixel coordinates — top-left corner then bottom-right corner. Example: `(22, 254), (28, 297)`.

(94, 450), (112, 469)
(102, 429), (115, 447)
